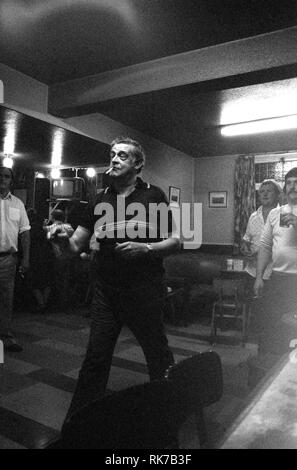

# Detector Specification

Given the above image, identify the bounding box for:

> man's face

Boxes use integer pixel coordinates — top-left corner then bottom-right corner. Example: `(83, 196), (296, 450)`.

(285, 177), (297, 204)
(108, 143), (140, 179)
(0, 168), (12, 193)
(258, 183), (278, 207)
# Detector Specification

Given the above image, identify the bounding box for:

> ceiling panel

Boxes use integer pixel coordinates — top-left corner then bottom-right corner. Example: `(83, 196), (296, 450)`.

(0, 105), (110, 168)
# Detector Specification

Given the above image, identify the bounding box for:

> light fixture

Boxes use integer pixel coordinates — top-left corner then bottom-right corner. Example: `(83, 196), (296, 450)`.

(35, 172), (45, 179)
(86, 167), (96, 178)
(51, 128), (65, 168)
(221, 115), (297, 136)
(3, 155), (14, 168)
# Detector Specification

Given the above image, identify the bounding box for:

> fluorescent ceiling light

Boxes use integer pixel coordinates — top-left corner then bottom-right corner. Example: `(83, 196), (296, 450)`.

(221, 115), (297, 136)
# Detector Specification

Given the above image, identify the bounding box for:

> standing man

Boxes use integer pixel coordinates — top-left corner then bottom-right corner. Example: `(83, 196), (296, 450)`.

(254, 168), (297, 354)
(62, 137), (180, 425)
(0, 165), (30, 352)
(241, 179), (281, 282)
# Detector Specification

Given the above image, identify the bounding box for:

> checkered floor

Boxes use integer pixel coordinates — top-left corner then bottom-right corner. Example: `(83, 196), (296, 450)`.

(0, 307), (258, 449)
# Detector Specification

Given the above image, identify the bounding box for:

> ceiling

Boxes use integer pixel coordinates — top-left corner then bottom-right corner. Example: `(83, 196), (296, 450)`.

(2, 0), (297, 157)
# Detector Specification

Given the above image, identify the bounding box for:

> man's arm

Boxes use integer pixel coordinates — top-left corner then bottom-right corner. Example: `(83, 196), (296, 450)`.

(63, 226), (91, 254)
(19, 230), (30, 272)
(254, 245), (272, 297)
(115, 236), (180, 258)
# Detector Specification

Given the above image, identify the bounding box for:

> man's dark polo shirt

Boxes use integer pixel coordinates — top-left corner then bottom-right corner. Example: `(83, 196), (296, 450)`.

(80, 178), (173, 284)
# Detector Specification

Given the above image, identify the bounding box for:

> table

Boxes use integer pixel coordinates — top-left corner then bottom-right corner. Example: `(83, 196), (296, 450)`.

(220, 354), (297, 449)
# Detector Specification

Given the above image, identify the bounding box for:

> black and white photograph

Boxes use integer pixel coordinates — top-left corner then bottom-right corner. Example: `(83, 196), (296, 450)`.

(169, 186), (181, 207)
(1, 0), (297, 452)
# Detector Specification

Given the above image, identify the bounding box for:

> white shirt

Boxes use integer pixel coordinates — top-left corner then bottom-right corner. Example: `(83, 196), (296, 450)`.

(260, 205), (297, 274)
(0, 192), (30, 253)
(243, 206), (273, 279)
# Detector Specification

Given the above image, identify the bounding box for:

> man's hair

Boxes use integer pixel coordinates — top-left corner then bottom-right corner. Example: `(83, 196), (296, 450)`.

(285, 167), (297, 181)
(284, 167), (297, 192)
(51, 209), (66, 222)
(0, 165), (14, 182)
(110, 137), (146, 174)
(259, 179), (282, 195)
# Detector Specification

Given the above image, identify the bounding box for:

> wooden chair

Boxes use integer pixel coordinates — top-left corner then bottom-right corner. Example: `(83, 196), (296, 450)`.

(210, 278), (250, 346)
(165, 351), (223, 448)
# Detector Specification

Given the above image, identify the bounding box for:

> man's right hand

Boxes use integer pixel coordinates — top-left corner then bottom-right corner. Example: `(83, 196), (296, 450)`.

(241, 241), (256, 258)
(253, 277), (264, 298)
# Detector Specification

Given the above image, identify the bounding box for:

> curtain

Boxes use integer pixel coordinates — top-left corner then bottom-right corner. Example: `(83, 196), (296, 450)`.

(233, 155), (256, 254)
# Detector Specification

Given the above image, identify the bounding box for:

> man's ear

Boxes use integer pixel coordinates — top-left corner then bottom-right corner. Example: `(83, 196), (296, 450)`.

(134, 160), (143, 172)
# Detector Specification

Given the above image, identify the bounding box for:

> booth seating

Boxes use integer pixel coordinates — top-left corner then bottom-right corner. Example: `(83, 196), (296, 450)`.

(164, 253), (221, 325)
(52, 351), (223, 449)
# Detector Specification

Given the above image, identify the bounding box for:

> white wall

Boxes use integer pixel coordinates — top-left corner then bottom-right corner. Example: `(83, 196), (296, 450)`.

(195, 155), (236, 245)
(0, 63), (48, 113)
(65, 113), (194, 204)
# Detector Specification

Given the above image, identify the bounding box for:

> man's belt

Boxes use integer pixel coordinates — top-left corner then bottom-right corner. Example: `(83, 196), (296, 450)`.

(0, 251), (13, 258)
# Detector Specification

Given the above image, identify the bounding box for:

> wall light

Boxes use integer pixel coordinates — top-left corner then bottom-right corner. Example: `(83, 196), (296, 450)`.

(3, 156), (14, 168)
(86, 167), (96, 178)
(221, 115), (297, 136)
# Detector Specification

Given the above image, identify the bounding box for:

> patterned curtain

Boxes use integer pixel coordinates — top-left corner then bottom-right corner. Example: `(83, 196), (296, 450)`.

(233, 155), (256, 254)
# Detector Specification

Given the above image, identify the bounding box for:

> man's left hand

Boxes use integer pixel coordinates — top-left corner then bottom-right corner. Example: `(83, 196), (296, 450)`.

(19, 260), (29, 277)
(115, 241), (149, 258)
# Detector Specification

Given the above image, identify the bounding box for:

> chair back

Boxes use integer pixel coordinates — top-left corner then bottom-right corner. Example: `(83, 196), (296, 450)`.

(61, 380), (182, 449)
(213, 279), (245, 301)
(165, 351), (223, 417)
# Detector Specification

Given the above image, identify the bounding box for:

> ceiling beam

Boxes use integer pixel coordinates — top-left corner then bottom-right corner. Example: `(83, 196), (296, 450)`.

(48, 26), (297, 117)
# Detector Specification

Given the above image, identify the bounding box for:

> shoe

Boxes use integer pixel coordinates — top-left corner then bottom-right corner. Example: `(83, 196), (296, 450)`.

(4, 343), (23, 353)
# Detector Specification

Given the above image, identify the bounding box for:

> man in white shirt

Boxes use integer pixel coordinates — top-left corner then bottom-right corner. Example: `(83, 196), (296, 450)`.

(254, 168), (297, 354)
(242, 179), (281, 281)
(0, 165), (30, 352)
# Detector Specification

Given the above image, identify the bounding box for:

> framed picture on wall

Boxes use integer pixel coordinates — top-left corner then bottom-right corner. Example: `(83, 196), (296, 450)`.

(169, 186), (181, 207)
(209, 191), (227, 208)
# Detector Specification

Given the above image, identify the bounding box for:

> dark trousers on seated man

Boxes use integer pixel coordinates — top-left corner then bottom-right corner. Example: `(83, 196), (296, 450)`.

(256, 272), (297, 355)
(64, 276), (174, 423)
(0, 254), (18, 344)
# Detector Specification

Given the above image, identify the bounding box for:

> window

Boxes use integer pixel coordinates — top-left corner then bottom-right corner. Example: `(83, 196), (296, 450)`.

(255, 159), (297, 185)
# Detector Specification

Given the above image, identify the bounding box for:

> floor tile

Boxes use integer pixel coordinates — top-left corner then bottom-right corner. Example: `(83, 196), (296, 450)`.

(108, 366), (147, 391)
(0, 406), (59, 449)
(0, 368), (37, 396)
(11, 343), (83, 374)
(0, 383), (72, 431)
(64, 368), (80, 380)
(112, 356), (148, 375)
(34, 339), (86, 357)
(2, 357), (41, 376)
(27, 369), (77, 394)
